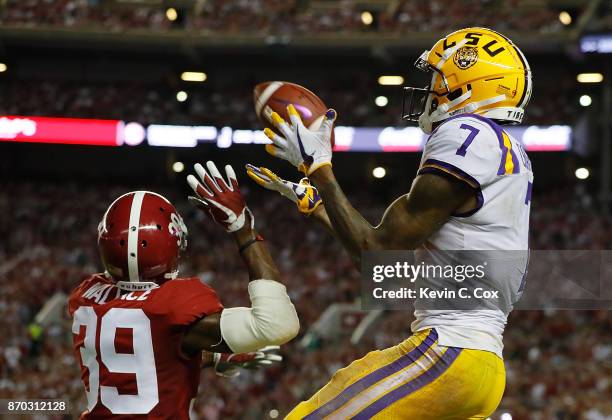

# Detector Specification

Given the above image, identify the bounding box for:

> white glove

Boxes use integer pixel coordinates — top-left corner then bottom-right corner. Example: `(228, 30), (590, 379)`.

(245, 164), (322, 215)
(263, 104), (336, 175)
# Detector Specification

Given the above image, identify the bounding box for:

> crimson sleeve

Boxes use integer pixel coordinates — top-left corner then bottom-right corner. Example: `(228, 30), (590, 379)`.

(164, 278), (224, 326)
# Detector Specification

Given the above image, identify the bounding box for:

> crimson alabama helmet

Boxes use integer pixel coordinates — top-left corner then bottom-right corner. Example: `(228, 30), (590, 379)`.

(98, 191), (188, 291)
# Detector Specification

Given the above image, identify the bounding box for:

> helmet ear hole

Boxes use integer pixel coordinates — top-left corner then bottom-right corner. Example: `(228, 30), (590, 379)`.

(447, 88), (463, 101)
(142, 240), (148, 247)
(120, 239), (125, 246)
(431, 97), (439, 112)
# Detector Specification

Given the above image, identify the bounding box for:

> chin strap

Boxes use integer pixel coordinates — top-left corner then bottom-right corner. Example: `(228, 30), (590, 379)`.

(431, 93), (508, 124)
(430, 90), (473, 122)
(464, 94), (508, 113)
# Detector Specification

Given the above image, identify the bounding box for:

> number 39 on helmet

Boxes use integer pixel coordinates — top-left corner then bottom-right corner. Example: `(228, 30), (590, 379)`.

(403, 27), (532, 133)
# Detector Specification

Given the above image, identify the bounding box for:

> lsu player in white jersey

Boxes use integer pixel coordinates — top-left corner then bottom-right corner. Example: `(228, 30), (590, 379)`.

(248, 27), (533, 419)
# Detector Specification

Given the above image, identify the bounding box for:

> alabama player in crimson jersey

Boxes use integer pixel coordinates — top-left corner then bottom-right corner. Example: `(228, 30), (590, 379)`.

(69, 161), (299, 419)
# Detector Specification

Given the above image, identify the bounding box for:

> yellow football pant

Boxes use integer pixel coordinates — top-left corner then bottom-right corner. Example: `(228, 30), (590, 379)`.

(286, 328), (505, 420)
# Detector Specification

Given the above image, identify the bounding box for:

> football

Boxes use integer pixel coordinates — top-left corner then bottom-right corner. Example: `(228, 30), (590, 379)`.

(253, 81), (335, 145)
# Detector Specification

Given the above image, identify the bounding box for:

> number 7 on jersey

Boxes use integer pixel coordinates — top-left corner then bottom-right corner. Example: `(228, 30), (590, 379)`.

(455, 124), (480, 157)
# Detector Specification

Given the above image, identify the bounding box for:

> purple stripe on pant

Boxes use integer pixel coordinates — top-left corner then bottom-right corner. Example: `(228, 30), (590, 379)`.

(351, 346), (463, 419)
(303, 329), (439, 420)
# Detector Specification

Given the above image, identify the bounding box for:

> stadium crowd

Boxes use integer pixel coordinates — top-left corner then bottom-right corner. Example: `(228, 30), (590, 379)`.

(1, 1), (609, 418)
(0, 78), (577, 127)
(0, 179), (610, 419)
(0, 0), (578, 35)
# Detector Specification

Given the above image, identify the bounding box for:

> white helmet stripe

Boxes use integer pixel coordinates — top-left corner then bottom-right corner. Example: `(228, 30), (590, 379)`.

(429, 38), (469, 95)
(435, 38), (468, 69)
(127, 191), (145, 282)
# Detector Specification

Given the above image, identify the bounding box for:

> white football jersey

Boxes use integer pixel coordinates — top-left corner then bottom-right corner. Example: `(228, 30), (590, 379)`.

(411, 114), (533, 358)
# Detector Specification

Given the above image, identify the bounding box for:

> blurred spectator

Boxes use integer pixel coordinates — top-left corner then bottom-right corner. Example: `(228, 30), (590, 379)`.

(0, 78), (576, 126)
(0, 0), (579, 35)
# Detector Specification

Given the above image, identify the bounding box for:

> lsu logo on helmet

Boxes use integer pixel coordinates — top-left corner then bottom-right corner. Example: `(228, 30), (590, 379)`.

(453, 46), (478, 69)
(402, 27), (532, 133)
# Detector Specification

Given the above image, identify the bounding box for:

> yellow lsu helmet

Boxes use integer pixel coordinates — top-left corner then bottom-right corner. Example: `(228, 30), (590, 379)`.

(402, 27), (532, 133)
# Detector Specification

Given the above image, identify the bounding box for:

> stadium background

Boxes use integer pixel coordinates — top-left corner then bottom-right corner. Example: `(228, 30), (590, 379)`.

(1, 0), (611, 419)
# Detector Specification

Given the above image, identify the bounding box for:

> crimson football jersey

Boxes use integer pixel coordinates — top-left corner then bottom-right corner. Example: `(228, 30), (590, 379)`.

(68, 274), (223, 419)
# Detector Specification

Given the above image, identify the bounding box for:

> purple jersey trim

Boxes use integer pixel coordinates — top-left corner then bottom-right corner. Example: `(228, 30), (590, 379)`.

(426, 113), (490, 140)
(524, 180), (533, 205)
(497, 132), (520, 175)
(418, 159), (484, 218)
(427, 114), (520, 176)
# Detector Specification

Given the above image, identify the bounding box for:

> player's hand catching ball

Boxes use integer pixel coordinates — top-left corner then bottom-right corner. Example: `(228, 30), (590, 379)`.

(245, 164), (322, 215)
(187, 161), (254, 233)
(213, 345), (283, 378)
(264, 104), (336, 175)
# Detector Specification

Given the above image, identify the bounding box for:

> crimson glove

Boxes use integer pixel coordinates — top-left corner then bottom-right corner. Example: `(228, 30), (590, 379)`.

(187, 161), (254, 233)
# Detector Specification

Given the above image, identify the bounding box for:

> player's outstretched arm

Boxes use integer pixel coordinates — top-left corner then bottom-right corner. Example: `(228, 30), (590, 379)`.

(262, 106), (474, 266)
(182, 161), (299, 355)
(309, 166), (473, 265)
